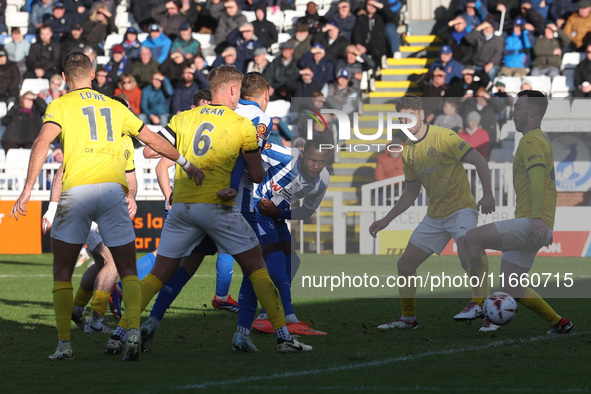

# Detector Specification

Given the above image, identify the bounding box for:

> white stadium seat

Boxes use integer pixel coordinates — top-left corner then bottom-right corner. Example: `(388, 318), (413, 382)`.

(20, 78), (49, 96)
(550, 75), (571, 98)
(494, 76), (521, 96)
(545, 98), (571, 118)
(561, 52), (583, 70)
(266, 9), (284, 32)
(522, 75), (551, 97)
(104, 33), (124, 57)
(242, 11), (256, 23)
(266, 100), (291, 118)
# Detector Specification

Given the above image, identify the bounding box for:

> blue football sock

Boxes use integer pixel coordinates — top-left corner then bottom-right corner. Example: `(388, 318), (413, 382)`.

(237, 276), (259, 329)
(215, 254), (234, 297)
(150, 267), (191, 321)
(286, 252), (300, 285)
(136, 252), (156, 280)
(265, 250), (294, 316)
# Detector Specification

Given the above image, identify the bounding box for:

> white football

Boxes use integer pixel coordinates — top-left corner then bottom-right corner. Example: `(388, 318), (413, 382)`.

(483, 292), (518, 325)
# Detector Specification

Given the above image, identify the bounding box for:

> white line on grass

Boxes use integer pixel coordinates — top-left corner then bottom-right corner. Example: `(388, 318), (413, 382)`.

(177, 331), (590, 390)
(237, 385), (591, 392)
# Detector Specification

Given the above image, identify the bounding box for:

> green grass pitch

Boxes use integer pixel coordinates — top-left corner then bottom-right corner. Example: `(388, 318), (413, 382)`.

(0, 253), (589, 393)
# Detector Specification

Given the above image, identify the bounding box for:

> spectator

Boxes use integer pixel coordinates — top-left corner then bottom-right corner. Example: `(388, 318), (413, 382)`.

(520, 80), (532, 90)
(211, 0), (247, 46)
(114, 74), (142, 115)
(131, 0), (164, 30)
(267, 116), (292, 146)
(485, 1), (521, 31)
(573, 42), (591, 97)
(459, 65), (490, 94)
(434, 98), (463, 131)
(323, 68), (358, 115)
(0, 0), (6, 35)
(1, 91), (47, 152)
(563, 0), (591, 51)
(48, 1), (73, 43)
(374, 135), (405, 181)
(288, 23), (313, 62)
(151, 0), (188, 40)
(439, 16), (474, 65)
(28, 0), (53, 36)
(4, 27), (31, 78)
(25, 24), (61, 80)
(286, 67), (322, 99)
(313, 22), (350, 62)
(460, 0), (488, 30)
(105, 44), (132, 84)
(82, 44), (98, 70)
(228, 23), (264, 69)
(325, 0), (357, 41)
(297, 1), (327, 35)
(417, 66), (449, 123)
(530, 22), (571, 79)
(465, 20), (504, 80)
(159, 48), (190, 87)
(458, 111), (490, 160)
(518, 1), (545, 36)
(461, 87), (505, 147)
(264, 40), (298, 100)
(298, 43), (335, 87)
(211, 46), (243, 71)
(81, 5), (116, 54)
(171, 22), (201, 60)
(121, 27), (142, 61)
(64, 0), (92, 24)
(132, 46), (161, 88)
(38, 73), (67, 104)
(252, 4), (278, 50)
(499, 17), (532, 78)
(92, 65), (115, 96)
(171, 66), (202, 114)
(237, 0), (266, 11)
(0, 49), (21, 105)
(269, 0), (296, 11)
(192, 54), (213, 78)
(549, 0), (578, 28)
(335, 44), (375, 89)
(247, 47), (269, 73)
(143, 23), (173, 64)
(491, 80), (513, 128)
(60, 22), (87, 64)
(430, 45), (464, 84)
(373, 0), (403, 58)
(139, 71), (174, 126)
(352, 0), (387, 67)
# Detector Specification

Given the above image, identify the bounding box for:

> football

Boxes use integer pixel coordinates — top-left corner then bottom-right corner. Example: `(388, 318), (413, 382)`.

(483, 292), (518, 325)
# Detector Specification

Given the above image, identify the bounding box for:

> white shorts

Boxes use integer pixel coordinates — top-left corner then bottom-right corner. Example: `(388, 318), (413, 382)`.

(51, 183), (135, 248)
(409, 208), (478, 255)
(495, 217), (553, 269)
(85, 222), (103, 251)
(157, 203), (259, 258)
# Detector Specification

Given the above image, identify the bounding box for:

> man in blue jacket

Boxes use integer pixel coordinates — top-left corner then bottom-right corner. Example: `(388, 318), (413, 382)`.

(142, 23), (173, 64)
(430, 45), (464, 84)
(499, 17), (532, 78)
(140, 71), (174, 126)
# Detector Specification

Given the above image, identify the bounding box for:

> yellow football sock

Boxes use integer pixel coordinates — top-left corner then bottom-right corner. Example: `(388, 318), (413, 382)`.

(118, 273), (163, 330)
(53, 281), (73, 342)
(399, 273), (417, 318)
(91, 290), (111, 316)
(469, 255), (489, 305)
(249, 268), (285, 330)
(517, 287), (561, 325)
(73, 287), (93, 308)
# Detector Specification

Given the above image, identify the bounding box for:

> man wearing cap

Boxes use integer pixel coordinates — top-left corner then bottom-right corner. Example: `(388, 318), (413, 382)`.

(465, 20), (504, 80)
(288, 23), (313, 62)
(28, 0), (53, 35)
(530, 22), (570, 79)
(132, 46), (161, 88)
(48, 2), (74, 43)
(121, 27), (142, 61)
(106, 45), (132, 85)
(247, 47), (269, 73)
(252, 4), (278, 50)
(171, 22), (201, 59)
(151, 1), (188, 40)
(323, 68), (357, 115)
(298, 43), (335, 87)
(352, 0), (386, 67)
(499, 17), (532, 78)
(60, 23), (86, 64)
(264, 40), (298, 100)
(211, 0), (248, 46)
(143, 23), (173, 64)
(25, 23), (61, 80)
(312, 21), (350, 62)
(563, 0), (591, 50)
(5, 27), (31, 78)
(297, 2), (327, 35)
(0, 49), (21, 105)
(228, 23), (264, 69)
(430, 45), (464, 84)
(159, 48), (190, 87)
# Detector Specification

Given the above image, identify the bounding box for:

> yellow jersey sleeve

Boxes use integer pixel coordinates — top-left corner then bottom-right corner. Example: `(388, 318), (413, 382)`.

(122, 136), (135, 172)
(441, 129), (474, 162)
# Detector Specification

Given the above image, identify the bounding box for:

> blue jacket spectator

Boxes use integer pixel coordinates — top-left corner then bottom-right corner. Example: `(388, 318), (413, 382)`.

(139, 71), (174, 126)
(227, 23), (264, 68)
(142, 23), (173, 64)
(298, 44), (335, 87)
(121, 27), (142, 61)
(430, 45), (464, 84)
(324, 0), (357, 41)
(459, 1), (488, 29)
(29, 0), (54, 35)
(502, 20), (532, 69)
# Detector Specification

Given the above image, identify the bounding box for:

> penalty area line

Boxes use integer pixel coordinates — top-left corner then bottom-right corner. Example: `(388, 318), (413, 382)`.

(177, 331), (590, 390)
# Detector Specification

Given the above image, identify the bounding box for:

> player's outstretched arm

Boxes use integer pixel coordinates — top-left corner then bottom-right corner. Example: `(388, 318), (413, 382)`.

(462, 149), (495, 214)
(155, 157), (174, 209)
(125, 171), (138, 218)
(243, 150), (264, 183)
(42, 164), (63, 234)
(369, 180), (421, 238)
(10, 123), (61, 220)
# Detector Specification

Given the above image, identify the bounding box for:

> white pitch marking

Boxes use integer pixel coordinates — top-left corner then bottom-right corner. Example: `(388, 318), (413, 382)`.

(177, 331), (589, 390)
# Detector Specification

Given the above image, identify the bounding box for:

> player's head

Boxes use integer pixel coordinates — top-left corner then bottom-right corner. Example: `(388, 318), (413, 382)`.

(208, 65), (243, 109)
(63, 51), (93, 86)
(396, 94), (425, 136)
(241, 72), (270, 110)
(192, 89), (211, 107)
(513, 90), (547, 132)
(301, 135), (330, 181)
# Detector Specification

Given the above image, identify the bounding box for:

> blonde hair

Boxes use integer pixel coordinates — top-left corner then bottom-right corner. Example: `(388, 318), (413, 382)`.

(117, 73), (138, 90)
(90, 6), (110, 25)
(207, 65), (243, 94)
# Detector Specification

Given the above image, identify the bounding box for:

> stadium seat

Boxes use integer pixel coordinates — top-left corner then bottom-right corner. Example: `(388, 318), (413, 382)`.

(4, 148), (33, 190)
(494, 76), (521, 96)
(266, 9), (284, 32)
(282, 10), (300, 32)
(0, 102), (7, 118)
(550, 75), (571, 98)
(104, 33), (124, 57)
(96, 56), (110, 66)
(115, 12), (136, 34)
(569, 99), (591, 119)
(545, 98), (570, 118)
(6, 11), (29, 35)
(20, 78), (49, 96)
(499, 122), (516, 142)
(242, 11), (256, 23)
(561, 52), (583, 71)
(193, 33), (214, 56)
(522, 75), (551, 97)
(266, 100), (291, 118)
(138, 32), (148, 43)
(270, 32), (292, 54)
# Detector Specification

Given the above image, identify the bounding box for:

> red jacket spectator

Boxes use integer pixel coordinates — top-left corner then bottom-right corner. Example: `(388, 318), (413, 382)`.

(458, 111), (490, 160)
(374, 139), (405, 181)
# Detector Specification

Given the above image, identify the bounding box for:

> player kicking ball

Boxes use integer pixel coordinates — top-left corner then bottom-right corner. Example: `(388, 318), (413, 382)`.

(463, 90), (574, 333)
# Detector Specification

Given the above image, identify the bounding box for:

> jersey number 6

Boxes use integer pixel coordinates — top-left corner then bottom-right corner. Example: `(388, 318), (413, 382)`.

(193, 122), (214, 157)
